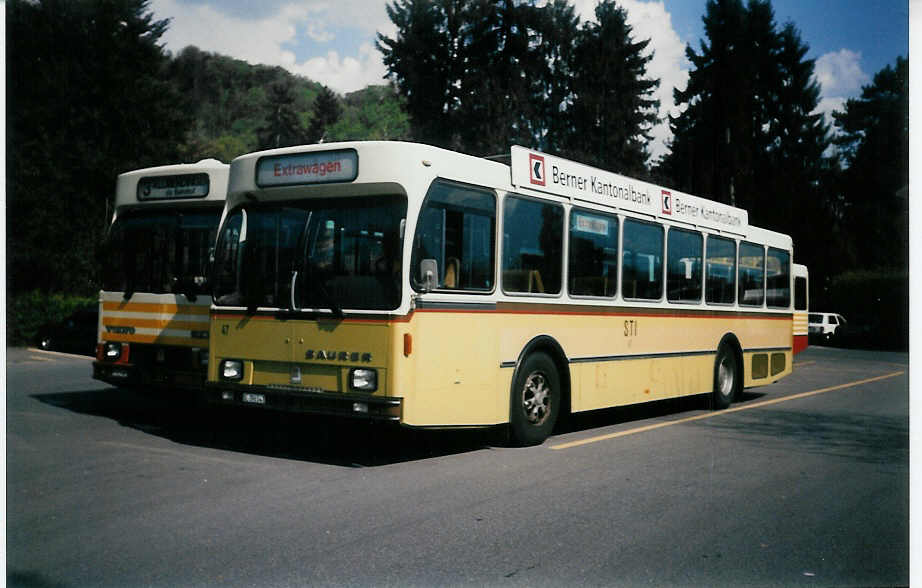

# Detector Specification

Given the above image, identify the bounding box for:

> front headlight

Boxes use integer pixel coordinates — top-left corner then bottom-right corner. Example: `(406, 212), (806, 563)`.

(350, 368), (378, 392)
(220, 359), (244, 381)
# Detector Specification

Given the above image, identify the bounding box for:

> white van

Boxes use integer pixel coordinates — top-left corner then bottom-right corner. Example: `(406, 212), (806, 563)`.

(808, 312), (847, 342)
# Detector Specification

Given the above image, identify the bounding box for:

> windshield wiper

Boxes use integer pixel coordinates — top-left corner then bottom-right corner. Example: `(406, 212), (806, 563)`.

(302, 260), (344, 319)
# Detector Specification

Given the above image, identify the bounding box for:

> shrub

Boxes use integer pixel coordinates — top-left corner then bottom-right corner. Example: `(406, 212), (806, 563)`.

(7, 291), (98, 347)
(827, 270), (908, 350)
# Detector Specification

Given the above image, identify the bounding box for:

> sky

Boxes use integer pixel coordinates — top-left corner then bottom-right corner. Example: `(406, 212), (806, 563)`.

(148, 0), (911, 160)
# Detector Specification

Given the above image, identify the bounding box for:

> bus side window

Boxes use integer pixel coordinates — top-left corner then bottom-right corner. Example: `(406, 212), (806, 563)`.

(568, 209), (618, 297)
(622, 218), (663, 300)
(502, 195), (563, 295)
(706, 235), (736, 304)
(411, 180), (496, 292)
(739, 242), (765, 306)
(667, 227), (703, 303)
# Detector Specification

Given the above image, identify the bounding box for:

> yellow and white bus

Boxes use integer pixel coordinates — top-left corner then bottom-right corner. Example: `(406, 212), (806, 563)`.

(207, 142), (797, 445)
(93, 159), (229, 390)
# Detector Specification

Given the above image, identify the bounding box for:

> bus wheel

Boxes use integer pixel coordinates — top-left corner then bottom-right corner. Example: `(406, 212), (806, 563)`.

(712, 343), (739, 410)
(510, 352), (560, 446)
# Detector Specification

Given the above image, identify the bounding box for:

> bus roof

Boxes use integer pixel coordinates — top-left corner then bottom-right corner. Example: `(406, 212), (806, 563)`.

(114, 159), (229, 210)
(226, 141), (510, 206)
(226, 141), (790, 249)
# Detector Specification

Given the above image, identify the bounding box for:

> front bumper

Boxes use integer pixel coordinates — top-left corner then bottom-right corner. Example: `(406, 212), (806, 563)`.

(205, 382), (402, 422)
(93, 344), (208, 390)
(93, 361), (140, 386)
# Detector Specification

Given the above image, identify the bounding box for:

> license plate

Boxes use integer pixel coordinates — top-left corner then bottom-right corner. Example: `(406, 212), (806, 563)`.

(242, 393), (266, 405)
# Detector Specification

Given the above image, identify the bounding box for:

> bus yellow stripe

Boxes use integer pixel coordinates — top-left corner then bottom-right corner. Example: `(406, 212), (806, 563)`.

(102, 317), (208, 330)
(102, 301), (210, 315)
(100, 334), (207, 347)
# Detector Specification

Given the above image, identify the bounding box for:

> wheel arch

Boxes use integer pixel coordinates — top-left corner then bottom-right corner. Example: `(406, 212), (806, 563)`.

(717, 332), (744, 382)
(510, 335), (572, 417)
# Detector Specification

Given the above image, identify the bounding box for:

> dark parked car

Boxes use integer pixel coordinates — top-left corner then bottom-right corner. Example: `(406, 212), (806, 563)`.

(36, 306), (99, 357)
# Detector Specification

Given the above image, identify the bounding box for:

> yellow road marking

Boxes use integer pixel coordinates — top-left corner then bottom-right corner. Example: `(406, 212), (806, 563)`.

(795, 360), (816, 367)
(550, 370), (905, 450)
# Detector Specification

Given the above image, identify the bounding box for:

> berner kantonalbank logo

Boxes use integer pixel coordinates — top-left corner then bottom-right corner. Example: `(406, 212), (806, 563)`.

(529, 153), (546, 186)
(661, 189), (672, 215)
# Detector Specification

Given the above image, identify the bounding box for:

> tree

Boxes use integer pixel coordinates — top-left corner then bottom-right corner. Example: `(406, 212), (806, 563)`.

(7, 0), (192, 295)
(527, 0), (580, 155)
(833, 56), (909, 270)
(566, 0), (659, 175)
(306, 86), (343, 144)
(661, 0), (751, 206)
(379, 0), (662, 164)
(661, 0), (833, 233)
(376, 0), (463, 148)
(257, 79), (307, 149)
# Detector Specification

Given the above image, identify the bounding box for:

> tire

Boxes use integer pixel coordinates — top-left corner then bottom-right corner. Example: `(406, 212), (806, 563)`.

(712, 343), (739, 410)
(510, 352), (560, 446)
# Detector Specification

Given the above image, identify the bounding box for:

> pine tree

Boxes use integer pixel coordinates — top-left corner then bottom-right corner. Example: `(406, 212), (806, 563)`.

(306, 86), (343, 144)
(833, 57), (909, 270)
(566, 0), (659, 175)
(376, 0), (462, 148)
(7, 0), (192, 294)
(527, 0), (580, 154)
(662, 0), (749, 205)
(257, 79), (307, 149)
(662, 0), (833, 238)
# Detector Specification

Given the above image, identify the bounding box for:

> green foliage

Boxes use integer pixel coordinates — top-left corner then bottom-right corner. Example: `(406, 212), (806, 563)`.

(8, 0), (192, 295)
(306, 86), (343, 143)
(7, 291), (98, 347)
(833, 57), (909, 271)
(169, 47), (409, 157)
(826, 270), (908, 350)
(377, 0), (658, 161)
(326, 86), (411, 142)
(659, 0), (844, 300)
(377, 0), (462, 148)
(568, 1), (659, 175)
(257, 79), (308, 149)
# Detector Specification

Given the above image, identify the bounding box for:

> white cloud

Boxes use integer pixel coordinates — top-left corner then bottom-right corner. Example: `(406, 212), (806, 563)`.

(290, 43), (388, 92)
(814, 49), (869, 97)
(149, 0), (393, 93)
(813, 49), (870, 127)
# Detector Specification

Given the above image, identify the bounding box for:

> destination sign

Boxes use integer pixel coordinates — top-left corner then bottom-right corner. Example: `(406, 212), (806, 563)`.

(137, 173), (210, 201)
(256, 149), (358, 187)
(510, 146), (747, 233)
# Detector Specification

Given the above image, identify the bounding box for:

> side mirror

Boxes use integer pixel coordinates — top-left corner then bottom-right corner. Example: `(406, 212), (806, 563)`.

(420, 259), (439, 293)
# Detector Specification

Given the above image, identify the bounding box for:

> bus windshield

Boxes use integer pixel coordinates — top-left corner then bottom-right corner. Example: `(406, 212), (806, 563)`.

(212, 195), (407, 312)
(103, 206), (221, 299)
